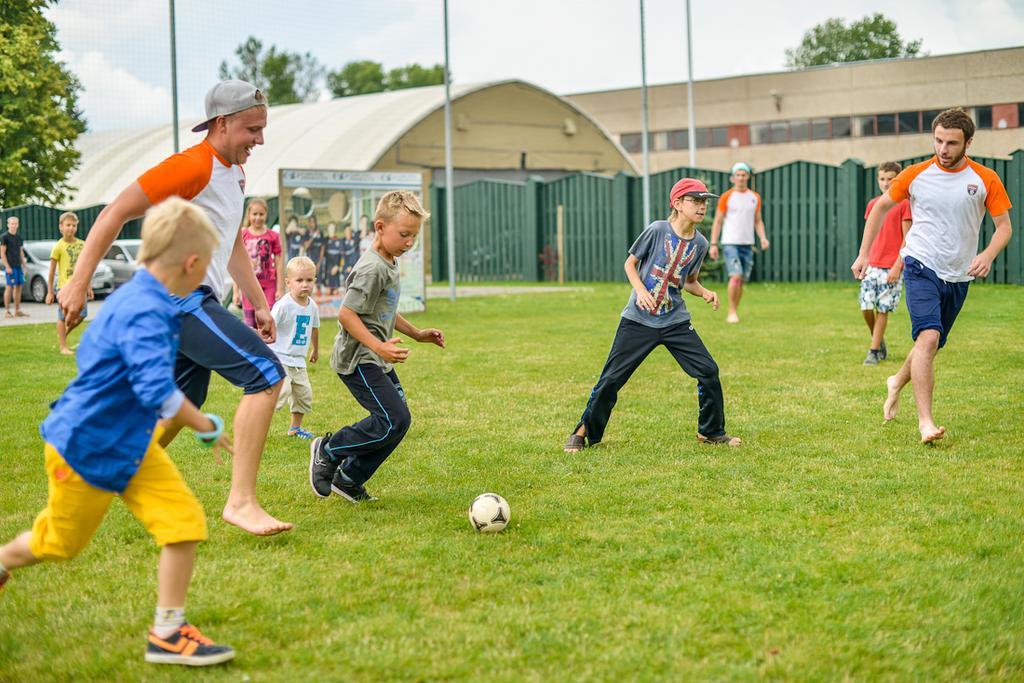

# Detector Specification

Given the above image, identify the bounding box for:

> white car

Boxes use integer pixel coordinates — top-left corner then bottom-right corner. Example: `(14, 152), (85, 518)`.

(104, 239), (142, 288)
(11, 241), (115, 302)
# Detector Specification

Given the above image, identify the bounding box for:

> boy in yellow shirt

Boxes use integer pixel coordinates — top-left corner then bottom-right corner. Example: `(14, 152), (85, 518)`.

(46, 212), (93, 355)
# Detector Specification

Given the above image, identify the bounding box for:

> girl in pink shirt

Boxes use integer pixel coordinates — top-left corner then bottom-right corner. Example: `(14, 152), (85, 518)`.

(234, 199), (283, 329)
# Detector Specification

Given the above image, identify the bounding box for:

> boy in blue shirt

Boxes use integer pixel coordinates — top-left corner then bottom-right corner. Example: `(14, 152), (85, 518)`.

(0, 198), (236, 667)
(564, 178), (742, 451)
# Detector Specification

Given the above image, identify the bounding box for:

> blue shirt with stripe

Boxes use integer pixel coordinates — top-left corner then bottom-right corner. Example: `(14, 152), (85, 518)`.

(40, 269), (184, 493)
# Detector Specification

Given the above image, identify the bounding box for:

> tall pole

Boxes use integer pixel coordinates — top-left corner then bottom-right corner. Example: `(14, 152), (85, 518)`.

(639, 0), (651, 227)
(443, 0), (456, 301)
(685, 0), (696, 168)
(169, 0), (180, 152)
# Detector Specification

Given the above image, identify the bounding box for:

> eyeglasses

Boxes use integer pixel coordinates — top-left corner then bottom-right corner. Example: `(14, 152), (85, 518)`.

(683, 196), (708, 204)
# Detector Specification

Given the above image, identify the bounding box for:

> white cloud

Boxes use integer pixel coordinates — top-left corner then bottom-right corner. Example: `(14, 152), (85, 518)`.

(61, 50), (174, 131)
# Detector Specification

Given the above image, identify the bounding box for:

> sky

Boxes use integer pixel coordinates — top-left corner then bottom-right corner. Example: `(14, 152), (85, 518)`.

(46, 0), (1024, 133)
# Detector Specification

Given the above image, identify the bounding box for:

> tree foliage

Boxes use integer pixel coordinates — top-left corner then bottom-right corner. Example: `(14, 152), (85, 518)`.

(326, 61), (444, 98)
(0, 0), (86, 207)
(219, 36), (324, 105)
(785, 13), (923, 68)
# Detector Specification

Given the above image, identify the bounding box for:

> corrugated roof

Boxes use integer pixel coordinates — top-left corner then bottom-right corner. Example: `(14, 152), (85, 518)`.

(66, 80), (632, 207)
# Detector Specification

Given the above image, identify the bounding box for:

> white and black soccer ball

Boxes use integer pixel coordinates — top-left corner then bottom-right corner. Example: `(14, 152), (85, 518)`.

(468, 493), (510, 533)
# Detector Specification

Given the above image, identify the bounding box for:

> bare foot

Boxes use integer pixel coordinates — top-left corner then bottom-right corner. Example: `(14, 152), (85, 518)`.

(726, 312), (739, 324)
(883, 375), (901, 421)
(920, 425), (946, 444)
(60, 347), (74, 356)
(222, 502), (293, 536)
(698, 433), (742, 446)
(15, 311), (28, 317)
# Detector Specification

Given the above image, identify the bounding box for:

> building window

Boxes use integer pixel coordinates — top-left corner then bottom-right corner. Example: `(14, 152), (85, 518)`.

(976, 105), (993, 129)
(831, 117), (852, 138)
(899, 111), (921, 134)
(858, 115), (876, 136)
(790, 120), (810, 142)
(620, 133), (641, 153)
(922, 110), (944, 131)
(750, 123), (770, 145)
(710, 127), (729, 147)
(877, 114), (897, 136)
(810, 119), (830, 140)
(695, 128), (712, 149)
(667, 129), (688, 150)
(769, 121), (789, 143)
(651, 132), (669, 151)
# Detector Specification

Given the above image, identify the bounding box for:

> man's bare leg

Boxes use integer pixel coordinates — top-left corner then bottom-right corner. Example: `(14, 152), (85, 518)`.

(222, 383), (293, 535)
(871, 312), (888, 351)
(727, 277), (743, 323)
(884, 350), (912, 421)
(909, 329), (944, 443)
(57, 321), (73, 355)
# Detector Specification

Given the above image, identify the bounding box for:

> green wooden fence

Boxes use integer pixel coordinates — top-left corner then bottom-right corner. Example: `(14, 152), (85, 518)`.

(430, 150), (1024, 285)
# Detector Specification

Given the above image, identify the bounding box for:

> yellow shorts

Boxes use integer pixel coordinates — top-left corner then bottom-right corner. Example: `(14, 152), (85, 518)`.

(29, 435), (207, 561)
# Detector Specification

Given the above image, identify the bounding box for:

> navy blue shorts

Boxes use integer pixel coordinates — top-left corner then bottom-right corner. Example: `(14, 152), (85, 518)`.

(174, 287), (284, 407)
(903, 256), (969, 349)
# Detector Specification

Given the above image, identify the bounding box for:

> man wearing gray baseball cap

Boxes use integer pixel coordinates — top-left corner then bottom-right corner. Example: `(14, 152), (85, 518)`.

(57, 80), (293, 540)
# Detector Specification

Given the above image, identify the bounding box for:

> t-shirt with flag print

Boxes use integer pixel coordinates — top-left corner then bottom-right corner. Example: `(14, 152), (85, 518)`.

(621, 220), (708, 328)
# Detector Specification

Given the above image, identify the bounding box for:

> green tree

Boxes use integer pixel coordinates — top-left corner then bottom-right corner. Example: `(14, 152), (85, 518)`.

(0, 0), (86, 207)
(785, 14), (923, 68)
(326, 60), (386, 97)
(386, 63), (445, 90)
(219, 36), (323, 105)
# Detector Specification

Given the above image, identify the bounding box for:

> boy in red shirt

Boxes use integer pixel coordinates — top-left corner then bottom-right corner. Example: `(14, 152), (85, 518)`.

(858, 162), (911, 365)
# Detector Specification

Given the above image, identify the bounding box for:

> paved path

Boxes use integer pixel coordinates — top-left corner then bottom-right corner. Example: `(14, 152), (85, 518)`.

(0, 285), (586, 328)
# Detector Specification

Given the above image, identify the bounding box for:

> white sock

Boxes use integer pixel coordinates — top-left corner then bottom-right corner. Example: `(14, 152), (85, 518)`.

(152, 607), (186, 638)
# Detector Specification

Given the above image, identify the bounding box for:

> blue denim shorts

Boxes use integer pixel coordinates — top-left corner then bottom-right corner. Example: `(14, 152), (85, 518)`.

(5, 267), (24, 287)
(722, 245), (754, 281)
(903, 256), (969, 349)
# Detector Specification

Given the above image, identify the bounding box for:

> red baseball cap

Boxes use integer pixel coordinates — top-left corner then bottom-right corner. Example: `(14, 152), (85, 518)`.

(669, 178), (718, 206)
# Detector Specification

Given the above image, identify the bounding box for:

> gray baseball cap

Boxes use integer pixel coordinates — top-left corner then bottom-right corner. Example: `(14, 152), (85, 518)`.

(192, 80), (267, 132)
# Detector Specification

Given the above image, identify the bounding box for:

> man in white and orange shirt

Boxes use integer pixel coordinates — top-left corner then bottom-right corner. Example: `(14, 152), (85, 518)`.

(58, 80), (292, 536)
(853, 107), (1013, 444)
(709, 162), (770, 323)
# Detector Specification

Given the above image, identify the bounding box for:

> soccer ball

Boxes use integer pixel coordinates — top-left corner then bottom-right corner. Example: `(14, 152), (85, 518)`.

(468, 493), (510, 533)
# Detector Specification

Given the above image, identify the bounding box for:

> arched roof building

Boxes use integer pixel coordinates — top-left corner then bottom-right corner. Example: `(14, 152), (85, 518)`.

(67, 79), (638, 207)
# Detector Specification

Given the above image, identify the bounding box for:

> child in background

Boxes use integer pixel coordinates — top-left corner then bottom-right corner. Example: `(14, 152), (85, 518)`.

(285, 216), (306, 261)
(0, 198), (235, 667)
(323, 224), (344, 296)
(341, 224), (359, 284)
(309, 191), (445, 502)
(46, 212), (93, 355)
(564, 178), (741, 452)
(271, 256), (320, 439)
(859, 162), (911, 365)
(234, 198), (283, 329)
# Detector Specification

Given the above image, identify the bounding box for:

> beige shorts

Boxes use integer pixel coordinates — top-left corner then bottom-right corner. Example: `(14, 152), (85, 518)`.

(276, 365), (313, 414)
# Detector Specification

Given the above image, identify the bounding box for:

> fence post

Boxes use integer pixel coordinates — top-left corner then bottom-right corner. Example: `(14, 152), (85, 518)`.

(429, 184), (447, 283)
(611, 173), (630, 278)
(1007, 149), (1023, 285)
(522, 176), (541, 281)
(836, 158), (864, 281)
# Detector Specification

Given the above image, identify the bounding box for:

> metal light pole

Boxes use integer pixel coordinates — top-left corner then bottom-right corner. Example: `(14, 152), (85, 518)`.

(685, 0), (696, 168)
(639, 0), (651, 227)
(169, 0), (180, 152)
(443, 0), (456, 301)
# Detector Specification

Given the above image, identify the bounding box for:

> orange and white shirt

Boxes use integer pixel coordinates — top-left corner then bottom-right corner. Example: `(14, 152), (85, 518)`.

(716, 188), (761, 245)
(137, 140), (245, 299)
(888, 156), (1012, 283)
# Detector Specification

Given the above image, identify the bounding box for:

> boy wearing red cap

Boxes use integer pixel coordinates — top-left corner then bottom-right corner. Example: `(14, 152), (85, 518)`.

(564, 179), (742, 451)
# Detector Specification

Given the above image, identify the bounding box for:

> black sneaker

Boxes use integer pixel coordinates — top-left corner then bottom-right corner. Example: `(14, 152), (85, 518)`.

(331, 469), (377, 503)
(309, 434), (338, 498)
(145, 623), (235, 666)
(0, 567), (10, 591)
(863, 349), (879, 365)
(879, 340), (888, 361)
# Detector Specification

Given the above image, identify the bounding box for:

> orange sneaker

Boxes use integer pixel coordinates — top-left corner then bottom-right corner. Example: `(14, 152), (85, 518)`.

(145, 623), (235, 666)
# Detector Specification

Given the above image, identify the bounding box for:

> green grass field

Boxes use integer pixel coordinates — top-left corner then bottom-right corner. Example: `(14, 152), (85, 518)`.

(1, 282), (1022, 682)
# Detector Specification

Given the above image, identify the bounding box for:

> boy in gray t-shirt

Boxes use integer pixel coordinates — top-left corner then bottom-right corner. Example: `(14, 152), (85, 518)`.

(309, 191), (445, 503)
(564, 178), (742, 452)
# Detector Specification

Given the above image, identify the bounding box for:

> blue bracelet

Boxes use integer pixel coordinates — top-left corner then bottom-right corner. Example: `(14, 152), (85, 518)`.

(194, 413), (224, 447)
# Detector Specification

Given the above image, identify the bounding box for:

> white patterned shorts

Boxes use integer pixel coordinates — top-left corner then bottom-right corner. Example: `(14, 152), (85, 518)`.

(859, 266), (902, 313)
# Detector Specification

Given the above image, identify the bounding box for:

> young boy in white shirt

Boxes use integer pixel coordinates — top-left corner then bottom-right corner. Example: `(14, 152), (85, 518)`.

(271, 257), (320, 438)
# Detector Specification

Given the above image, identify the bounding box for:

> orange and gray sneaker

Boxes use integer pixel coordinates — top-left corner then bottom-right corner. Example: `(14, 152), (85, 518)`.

(145, 623), (235, 666)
